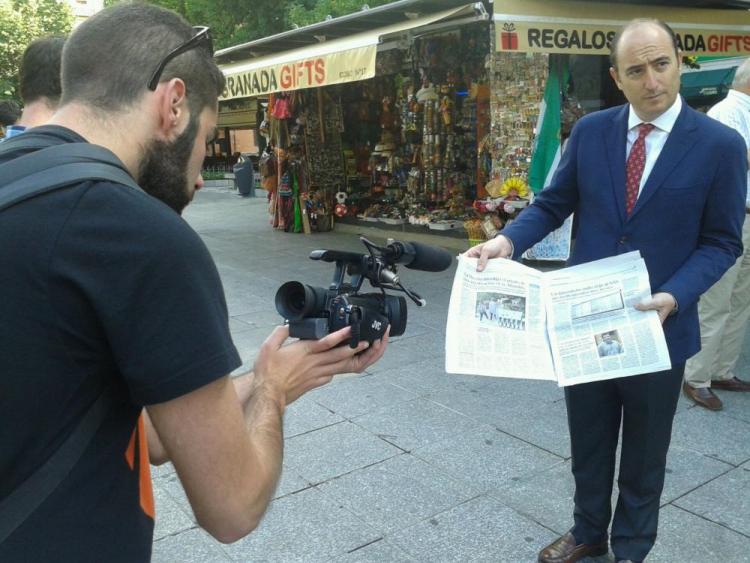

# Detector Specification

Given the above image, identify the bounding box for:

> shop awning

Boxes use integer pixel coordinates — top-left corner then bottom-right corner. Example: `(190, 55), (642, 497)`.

(215, 0), (486, 63)
(680, 56), (743, 99)
(219, 3), (485, 101)
(493, 0), (750, 56)
(681, 66), (737, 98)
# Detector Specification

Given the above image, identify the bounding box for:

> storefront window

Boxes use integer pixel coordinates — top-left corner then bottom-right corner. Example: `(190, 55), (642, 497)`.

(229, 129), (258, 156)
(567, 54), (626, 115)
(203, 129), (226, 171)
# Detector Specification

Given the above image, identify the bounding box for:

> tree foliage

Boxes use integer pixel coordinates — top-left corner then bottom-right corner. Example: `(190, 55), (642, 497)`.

(104, 0), (291, 50)
(287, 0), (396, 29)
(104, 0), (398, 50)
(183, 0), (292, 49)
(0, 0), (74, 100)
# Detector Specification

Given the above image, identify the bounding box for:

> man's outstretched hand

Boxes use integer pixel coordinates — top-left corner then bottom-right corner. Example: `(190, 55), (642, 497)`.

(463, 235), (513, 271)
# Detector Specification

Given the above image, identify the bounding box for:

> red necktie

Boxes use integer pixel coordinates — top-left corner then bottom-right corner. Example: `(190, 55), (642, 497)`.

(625, 123), (655, 215)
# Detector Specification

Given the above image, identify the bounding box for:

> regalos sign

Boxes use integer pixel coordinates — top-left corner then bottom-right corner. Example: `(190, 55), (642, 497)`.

(493, 0), (750, 57)
(220, 45), (377, 101)
(496, 20), (750, 56)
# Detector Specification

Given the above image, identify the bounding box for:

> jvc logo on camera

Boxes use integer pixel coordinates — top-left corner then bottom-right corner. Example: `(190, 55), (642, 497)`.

(371, 320), (383, 331)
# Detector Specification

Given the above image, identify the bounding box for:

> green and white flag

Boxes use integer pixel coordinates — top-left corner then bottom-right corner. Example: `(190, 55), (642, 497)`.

(524, 58), (573, 262)
(528, 59), (569, 193)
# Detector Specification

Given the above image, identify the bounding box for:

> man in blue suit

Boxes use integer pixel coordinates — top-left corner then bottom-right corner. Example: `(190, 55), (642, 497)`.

(468, 19), (747, 563)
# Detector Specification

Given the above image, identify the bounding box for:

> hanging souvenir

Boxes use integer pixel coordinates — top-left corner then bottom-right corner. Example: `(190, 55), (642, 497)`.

(272, 93), (292, 119)
(278, 172), (292, 197)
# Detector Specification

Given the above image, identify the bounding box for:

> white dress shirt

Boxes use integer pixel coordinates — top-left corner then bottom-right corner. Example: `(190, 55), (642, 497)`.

(707, 89), (750, 206)
(626, 96), (682, 197)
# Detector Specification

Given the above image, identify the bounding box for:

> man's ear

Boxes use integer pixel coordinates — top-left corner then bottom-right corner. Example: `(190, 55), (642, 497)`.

(156, 78), (188, 140)
(609, 66), (623, 91)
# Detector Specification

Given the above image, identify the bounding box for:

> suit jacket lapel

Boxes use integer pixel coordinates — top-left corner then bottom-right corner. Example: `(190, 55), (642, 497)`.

(605, 105), (629, 224)
(629, 103), (699, 219)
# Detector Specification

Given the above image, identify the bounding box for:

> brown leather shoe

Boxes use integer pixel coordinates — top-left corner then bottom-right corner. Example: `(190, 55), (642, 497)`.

(683, 382), (723, 411)
(712, 376), (750, 392)
(538, 531), (608, 563)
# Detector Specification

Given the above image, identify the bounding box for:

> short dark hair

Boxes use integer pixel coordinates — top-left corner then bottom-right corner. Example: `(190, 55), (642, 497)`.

(19, 36), (65, 105)
(609, 19), (679, 69)
(0, 100), (21, 126)
(61, 3), (225, 116)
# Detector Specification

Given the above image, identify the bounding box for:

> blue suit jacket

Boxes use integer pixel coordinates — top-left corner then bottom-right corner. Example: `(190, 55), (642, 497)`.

(503, 100), (748, 364)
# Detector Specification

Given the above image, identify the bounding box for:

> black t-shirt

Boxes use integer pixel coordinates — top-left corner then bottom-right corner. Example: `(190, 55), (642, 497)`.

(0, 127), (241, 562)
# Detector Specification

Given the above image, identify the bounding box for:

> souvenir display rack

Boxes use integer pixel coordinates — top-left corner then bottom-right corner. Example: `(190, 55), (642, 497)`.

(460, 50), (548, 243)
(262, 89), (346, 233)
(333, 24), (492, 233)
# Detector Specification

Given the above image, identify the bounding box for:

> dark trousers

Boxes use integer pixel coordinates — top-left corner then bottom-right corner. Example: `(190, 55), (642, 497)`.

(566, 363), (684, 562)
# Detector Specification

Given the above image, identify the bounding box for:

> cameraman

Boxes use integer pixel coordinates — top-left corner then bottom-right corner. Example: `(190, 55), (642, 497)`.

(0, 4), (387, 562)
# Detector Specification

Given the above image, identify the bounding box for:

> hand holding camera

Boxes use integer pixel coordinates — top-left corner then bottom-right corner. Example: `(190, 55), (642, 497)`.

(252, 324), (389, 408)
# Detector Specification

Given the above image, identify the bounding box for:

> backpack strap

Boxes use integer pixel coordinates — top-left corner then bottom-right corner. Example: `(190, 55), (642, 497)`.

(0, 132), (58, 155)
(0, 141), (139, 544)
(0, 143), (141, 211)
(0, 389), (116, 544)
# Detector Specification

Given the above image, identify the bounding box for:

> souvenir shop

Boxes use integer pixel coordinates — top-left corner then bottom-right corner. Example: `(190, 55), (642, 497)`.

(216, 1), (491, 235)
(214, 0), (750, 250)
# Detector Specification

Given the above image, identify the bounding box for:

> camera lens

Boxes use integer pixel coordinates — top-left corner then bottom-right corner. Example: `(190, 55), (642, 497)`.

(383, 295), (407, 337)
(275, 282), (328, 321)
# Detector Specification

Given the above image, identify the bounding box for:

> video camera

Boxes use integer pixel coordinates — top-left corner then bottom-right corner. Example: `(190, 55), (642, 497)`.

(275, 236), (453, 348)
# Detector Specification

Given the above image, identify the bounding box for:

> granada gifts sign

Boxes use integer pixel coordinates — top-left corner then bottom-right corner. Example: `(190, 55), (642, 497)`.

(220, 45), (376, 101)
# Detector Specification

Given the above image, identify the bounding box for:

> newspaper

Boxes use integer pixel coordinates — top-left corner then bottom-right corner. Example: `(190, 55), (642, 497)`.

(445, 251), (671, 386)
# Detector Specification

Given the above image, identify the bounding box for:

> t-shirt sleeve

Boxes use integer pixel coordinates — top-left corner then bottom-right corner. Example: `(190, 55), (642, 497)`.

(55, 183), (242, 405)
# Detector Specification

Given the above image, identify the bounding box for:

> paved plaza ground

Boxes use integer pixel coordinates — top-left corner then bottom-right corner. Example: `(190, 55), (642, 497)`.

(151, 186), (750, 562)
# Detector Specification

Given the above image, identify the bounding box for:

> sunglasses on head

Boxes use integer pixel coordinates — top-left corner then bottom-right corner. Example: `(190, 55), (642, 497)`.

(148, 26), (213, 91)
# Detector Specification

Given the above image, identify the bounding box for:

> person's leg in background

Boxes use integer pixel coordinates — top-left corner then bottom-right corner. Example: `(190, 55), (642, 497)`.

(683, 248), (743, 410)
(712, 218), (750, 393)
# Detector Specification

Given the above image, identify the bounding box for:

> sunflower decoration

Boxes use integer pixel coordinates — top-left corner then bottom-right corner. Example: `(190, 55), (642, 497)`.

(498, 176), (529, 200)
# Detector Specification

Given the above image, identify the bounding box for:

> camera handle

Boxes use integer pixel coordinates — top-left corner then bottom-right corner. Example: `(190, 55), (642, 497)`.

(310, 249), (368, 294)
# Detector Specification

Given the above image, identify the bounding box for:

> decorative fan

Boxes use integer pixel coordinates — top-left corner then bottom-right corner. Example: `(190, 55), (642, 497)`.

(499, 177), (529, 199)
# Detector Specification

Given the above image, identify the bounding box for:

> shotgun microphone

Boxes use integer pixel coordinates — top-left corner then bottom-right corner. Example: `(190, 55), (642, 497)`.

(384, 240), (454, 272)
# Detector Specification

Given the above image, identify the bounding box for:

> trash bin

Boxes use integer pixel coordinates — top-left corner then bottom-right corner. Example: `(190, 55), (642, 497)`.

(233, 155), (255, 197)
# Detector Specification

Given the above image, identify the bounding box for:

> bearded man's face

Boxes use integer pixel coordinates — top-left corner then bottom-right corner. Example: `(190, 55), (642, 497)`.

(138, 113), (199, 214)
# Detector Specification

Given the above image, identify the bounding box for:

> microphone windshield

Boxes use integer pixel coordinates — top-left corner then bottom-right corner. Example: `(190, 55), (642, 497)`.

(403, 241), (454, 272)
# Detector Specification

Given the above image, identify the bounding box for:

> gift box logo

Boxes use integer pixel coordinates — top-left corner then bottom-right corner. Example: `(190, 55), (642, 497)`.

(501, 22), (518, 50)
